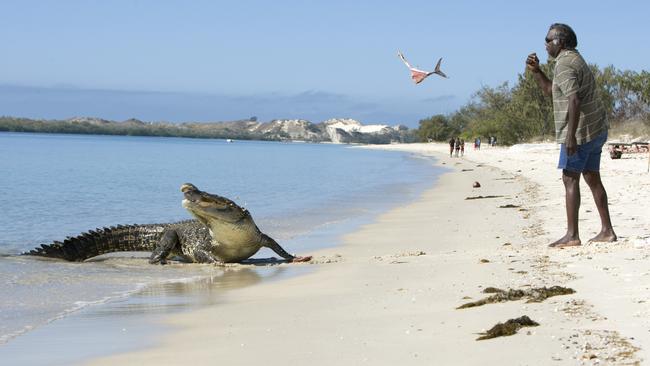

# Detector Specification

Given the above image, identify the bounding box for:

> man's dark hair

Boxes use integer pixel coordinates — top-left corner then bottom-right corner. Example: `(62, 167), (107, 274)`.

(549, 23), (578, 48)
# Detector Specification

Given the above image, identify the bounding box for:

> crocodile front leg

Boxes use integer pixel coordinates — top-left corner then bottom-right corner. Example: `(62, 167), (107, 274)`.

(193, 249), (223, 264)
(261, 233), (312, 262)
(149, 229), (180, 264)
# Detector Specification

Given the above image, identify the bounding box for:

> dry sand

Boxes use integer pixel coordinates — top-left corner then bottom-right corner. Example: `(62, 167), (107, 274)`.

(88, 142), (650, 366)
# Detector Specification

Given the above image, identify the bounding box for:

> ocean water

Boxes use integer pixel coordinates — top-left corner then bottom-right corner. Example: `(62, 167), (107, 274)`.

(0, 132), (441, 348)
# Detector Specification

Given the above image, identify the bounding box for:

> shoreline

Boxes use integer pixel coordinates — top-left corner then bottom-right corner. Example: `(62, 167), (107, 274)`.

(84, 142), (650, 365)
(0, 145), (442, 365)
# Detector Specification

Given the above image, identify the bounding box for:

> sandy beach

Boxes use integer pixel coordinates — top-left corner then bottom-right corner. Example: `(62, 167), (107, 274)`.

(88, 142), (650, 365)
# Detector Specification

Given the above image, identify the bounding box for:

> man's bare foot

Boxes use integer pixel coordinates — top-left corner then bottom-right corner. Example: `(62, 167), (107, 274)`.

(588, 230), (617, 243)
(290, 255), (312, 263)
(548, 236), (581, 248)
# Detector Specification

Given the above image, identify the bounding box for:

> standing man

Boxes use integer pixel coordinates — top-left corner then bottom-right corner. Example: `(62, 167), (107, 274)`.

(449, 137), (455, 157)
(526, 23), (616, 248)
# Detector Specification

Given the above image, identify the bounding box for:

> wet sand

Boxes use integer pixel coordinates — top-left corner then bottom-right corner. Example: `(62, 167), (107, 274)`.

(0, 262), (312, 365)
(87, 142), (649, 365)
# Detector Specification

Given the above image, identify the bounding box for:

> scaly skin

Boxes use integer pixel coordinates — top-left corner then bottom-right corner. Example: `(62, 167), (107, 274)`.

(24, 183), (311, 264)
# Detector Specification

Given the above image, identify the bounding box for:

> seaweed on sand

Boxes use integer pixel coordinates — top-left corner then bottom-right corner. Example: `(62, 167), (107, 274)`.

(464, 195), (504, 200)
(476, 315), (539, 340)
(499, 204), (521, 208)
(457, 286), (575, 309)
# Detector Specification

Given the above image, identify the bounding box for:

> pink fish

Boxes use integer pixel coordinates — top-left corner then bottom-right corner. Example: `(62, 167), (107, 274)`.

(398, 51), (448, 84)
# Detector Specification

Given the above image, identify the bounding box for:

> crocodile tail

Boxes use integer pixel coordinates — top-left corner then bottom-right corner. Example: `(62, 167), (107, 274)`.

(23, 224), (168, 262)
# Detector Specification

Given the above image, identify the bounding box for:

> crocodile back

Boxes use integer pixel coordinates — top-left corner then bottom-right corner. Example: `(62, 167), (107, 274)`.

(22, 222), (185, 261)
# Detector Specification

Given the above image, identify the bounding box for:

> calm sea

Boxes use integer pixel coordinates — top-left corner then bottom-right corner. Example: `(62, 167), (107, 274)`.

(0, 132), (441, 350)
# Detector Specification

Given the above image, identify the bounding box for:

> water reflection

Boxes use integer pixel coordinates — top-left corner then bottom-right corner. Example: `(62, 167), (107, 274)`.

(82, 259), (308, 318)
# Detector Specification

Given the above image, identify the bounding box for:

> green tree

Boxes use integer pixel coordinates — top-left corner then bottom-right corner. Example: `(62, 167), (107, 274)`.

(417, 114), (450, 141)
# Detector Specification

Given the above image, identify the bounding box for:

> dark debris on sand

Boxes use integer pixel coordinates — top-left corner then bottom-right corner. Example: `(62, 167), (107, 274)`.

(457, 286), (575, 309)
(476, 315), (539, 340)
(464, 195), (505, 200)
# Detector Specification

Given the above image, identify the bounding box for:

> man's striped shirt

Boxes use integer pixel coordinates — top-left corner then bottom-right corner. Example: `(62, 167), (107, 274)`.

(552, 49), (607, 144)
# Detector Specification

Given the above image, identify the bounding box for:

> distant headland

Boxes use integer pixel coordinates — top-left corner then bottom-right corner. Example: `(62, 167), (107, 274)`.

(0, 116), (415, 144)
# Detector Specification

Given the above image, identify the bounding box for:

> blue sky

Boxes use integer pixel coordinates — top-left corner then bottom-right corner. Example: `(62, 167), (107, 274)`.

(1, 0), (648, 127)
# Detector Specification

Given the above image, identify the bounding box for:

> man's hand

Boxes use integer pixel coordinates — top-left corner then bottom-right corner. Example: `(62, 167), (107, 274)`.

(526, 53), (541, 73)
(565, 135), (578, 156)
(526, 52), (552, 96)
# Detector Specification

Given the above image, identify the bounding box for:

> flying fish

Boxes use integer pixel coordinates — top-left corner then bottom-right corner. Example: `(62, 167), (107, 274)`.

(398, 51), (448, 84)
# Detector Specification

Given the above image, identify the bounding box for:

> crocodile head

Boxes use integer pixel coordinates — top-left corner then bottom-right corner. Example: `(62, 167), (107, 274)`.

(180, 183), (250, 227)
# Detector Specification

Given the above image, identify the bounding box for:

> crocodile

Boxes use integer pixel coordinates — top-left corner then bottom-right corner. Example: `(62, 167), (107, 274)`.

(24, 183), (312, 264)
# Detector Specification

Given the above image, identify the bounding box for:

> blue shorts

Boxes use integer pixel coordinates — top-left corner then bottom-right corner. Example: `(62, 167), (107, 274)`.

(558, 130), (607, 173)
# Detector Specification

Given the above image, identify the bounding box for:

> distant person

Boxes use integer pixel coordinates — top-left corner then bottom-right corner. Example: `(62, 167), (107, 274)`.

(488, 136), (493, 147)
(460, 139), (465, 156)
(477, 137), (481, 150)
(526, 23), (616, 248)
(448, 137), (455, 157)
(492, 136), (497, 147)
(454, 137), (461, 157)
